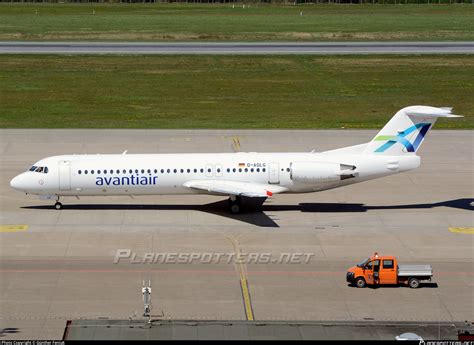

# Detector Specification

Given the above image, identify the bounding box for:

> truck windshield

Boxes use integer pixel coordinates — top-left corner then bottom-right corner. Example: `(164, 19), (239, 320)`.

(357, 258), (370, 268)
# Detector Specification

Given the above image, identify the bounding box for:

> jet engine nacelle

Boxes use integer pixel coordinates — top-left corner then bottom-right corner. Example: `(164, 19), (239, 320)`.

(290, 161), (357, 183)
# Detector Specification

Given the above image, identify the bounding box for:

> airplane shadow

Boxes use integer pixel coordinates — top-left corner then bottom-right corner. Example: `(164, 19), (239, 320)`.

(22, 198), (472, 228)
(0, 327), (20, 337)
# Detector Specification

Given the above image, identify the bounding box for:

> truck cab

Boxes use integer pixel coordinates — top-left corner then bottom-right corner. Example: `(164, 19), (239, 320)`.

(346, 253), (397, 288)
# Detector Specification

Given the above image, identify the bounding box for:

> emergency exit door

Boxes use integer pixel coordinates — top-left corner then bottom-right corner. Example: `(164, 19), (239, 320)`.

(59, 160), (71, 191)
(268, 162), (280, 184)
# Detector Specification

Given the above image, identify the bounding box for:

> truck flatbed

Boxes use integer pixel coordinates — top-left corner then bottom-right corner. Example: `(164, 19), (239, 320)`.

(398, 264), (433, 277)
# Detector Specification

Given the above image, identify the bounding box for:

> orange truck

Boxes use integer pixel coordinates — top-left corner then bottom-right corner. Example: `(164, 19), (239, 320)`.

(346, 253), (433, 289)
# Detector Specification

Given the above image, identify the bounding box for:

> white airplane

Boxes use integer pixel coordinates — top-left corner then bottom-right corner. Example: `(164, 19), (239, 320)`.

(10, 106), (461, 213)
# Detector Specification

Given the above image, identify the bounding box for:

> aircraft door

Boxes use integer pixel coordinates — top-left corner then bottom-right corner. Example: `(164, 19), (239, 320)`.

(58, 160), (71, 191)
(268, 162), (280, 184)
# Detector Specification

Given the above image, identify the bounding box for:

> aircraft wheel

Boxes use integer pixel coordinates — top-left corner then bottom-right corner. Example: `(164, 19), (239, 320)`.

(54, 202), (63, 210)
(230, 203), (240, 214)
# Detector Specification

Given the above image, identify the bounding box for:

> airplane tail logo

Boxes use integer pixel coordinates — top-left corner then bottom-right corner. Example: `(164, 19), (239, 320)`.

(373, 123), (431, 153)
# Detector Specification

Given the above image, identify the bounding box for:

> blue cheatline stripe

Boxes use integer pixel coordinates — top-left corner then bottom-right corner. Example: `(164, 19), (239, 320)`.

(374, 123), (431, 153)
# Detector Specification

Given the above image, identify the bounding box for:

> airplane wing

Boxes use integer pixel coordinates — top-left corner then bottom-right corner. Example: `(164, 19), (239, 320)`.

(182, 180), (288, 198)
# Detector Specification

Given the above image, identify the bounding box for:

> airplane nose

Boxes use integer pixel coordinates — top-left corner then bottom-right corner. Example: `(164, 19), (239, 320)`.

(10, 174), (24, 191)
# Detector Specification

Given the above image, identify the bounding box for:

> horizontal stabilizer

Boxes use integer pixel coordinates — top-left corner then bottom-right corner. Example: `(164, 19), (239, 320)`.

(405, 106), (463, 118)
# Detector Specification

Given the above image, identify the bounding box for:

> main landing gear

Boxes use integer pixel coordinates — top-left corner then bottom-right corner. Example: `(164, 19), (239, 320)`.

(54, 197), (63, 210)
(228, 195), (242, 214)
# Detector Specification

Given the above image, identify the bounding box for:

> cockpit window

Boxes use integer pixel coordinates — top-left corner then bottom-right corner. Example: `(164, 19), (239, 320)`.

(30, 166), (48, 174)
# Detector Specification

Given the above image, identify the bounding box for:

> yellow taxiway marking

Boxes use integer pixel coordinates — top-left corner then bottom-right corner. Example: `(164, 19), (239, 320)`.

(449, 227), (474, 235)
(232, 136), (241, 152)
(240, 278), (254, 321)
(0, 225), (29, 232)
(228, 235), (254, 321)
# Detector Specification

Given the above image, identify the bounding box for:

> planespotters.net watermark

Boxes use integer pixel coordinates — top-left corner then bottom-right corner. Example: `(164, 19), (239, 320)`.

(114, 249), (315, 265)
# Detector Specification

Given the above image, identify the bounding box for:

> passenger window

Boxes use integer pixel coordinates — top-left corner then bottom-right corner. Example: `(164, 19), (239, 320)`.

(110, 170), (113, 174)
(173, 169), (177, 173)
(238, 168), (242, 172)
(200, 168), (204, 173)
(180, 169), (184, 173)
(193, 169), (197, 173)
(147, 169), (151, 174)
(217, 168), (221, 173)
(141, 169), (144, 173)
(161, 169), (165, 174)
(263, 168), (266, 172)
(227, 168), (230, 173)
(78, 170), (82, 175)
(187, 169), (190, 173)
(85, 170), (88, 174)
(250, 168), (254, 172)
(91, 170), (94, 174)
(244, 168), (248, 172)
(123, 169), (126, 174)
(129, 169), (133, 174)
(207, 168), (211, 173)
(383, 260), (394, 269)
(116, 169), (120, 174)
(154, 169), (158, 174)
(233, 168), (236, 173)
(256, 168), (260, 172)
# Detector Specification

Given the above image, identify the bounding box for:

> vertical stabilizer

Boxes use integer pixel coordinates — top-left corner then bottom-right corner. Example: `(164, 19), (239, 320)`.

(364, 106), (462, 155)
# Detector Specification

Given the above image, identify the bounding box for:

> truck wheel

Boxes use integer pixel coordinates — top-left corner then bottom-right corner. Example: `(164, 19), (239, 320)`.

(355, 277), (366, 288)
(408, 277), (420, 289)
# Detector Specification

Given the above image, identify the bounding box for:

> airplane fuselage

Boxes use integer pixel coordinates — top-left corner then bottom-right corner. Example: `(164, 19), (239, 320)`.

(10, 151), (420, 197)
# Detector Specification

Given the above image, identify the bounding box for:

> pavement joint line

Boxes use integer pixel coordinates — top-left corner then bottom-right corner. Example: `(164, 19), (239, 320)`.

(448, 227), (474, 235)
(0, 224), (28, 232)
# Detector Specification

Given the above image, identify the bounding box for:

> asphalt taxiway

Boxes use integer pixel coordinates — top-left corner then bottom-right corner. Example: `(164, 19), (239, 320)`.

(0, 129), (472, 339)
(1, 41), (473, 55)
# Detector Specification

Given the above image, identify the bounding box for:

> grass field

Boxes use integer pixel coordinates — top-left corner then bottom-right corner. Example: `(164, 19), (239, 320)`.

(0, 55), (472, 129)
(0, 4), (473, 41)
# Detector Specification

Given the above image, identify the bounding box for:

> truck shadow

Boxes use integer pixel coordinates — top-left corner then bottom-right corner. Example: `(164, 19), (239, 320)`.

(348, 282), (438, 289)
(21, 198), (472, 228)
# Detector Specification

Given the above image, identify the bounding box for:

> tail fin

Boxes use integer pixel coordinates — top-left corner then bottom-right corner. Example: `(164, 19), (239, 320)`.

(364, 106), (462, 155)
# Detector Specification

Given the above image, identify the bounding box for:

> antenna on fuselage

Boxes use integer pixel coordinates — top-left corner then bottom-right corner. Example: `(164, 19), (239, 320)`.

(122, 150), (128, 155)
